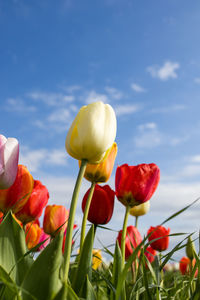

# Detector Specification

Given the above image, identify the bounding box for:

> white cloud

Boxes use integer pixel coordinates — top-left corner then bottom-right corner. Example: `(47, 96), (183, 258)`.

(147, 61), (180, 81)
(138, 122), (157, 130)
(190, 155), (200, 163)
(151, 104), (186, 114)
(5, 98), (36, 113)
(20, 147), (67, 173)
(27, 91), (74, 106)
(194, 78), (200, 84)
(104, 86), (123, 100)
(114, 104), (140, 116)
(134, 122), (162, 148)
(131, 83), (146, 93)
(85, 90), (109, 104)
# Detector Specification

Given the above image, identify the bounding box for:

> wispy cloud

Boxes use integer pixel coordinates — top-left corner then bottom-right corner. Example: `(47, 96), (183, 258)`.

(131, 83), (146, 93)
(5, 98), (36, 113)
(20, 147), (68, 173)
(85, 90), (109, 104)
(104, 86), (123, 100)
(114, 104), (140, 116)
(151, 104), (186, 114)
(27, 91), (74, 106)
(194, 78), (200, 84)
(147, 61), (180, 81)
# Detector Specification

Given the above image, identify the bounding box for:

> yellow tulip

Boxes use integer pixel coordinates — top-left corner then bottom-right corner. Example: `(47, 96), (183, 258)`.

(79, 142), (117, 182)
(129, 201), (150, 217)
(92, 249), (102, 270)
(65, 101), (117, 164)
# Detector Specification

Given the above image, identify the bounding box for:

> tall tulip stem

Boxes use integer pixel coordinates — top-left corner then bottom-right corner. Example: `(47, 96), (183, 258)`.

(80, 181), (96, 251)
(121, 205), (130, 267)
(63, 159), (87, 281)
(135, 216), (139, 228)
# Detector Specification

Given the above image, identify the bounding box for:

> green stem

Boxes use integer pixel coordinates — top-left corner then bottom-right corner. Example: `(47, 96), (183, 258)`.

(135, 216), (139, 228)
(121, 205), (130, 268)
(80, 181), (96, 251)
(63, 159), (87, 281)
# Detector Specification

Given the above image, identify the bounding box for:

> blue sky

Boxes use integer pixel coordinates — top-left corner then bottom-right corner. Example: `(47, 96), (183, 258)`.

(1, 0), (200, 261)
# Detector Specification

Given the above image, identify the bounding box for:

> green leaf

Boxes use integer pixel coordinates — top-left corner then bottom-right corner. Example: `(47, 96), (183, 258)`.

(52, 283), (80, 300)
(80, 275), (97, 300)
(21, 232), (63, 300)
(0, 212), (33, 285)
(72, 225), (94, 295)
(0, 265), (20, 299)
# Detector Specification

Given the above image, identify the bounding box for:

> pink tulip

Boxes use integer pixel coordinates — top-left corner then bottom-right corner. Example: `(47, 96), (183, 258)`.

(0, 134), (19, 189)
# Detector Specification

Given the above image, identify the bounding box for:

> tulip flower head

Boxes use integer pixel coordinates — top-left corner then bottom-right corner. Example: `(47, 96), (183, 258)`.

(43, 205), (69, 237)
(65, 101), (117, 164)
(179, 256), (198, 277)
(82, 184), (115, 225)
(0, 165), (34, 213)
(117, 225), (142, 260)
(147, 225), (170, 252)
(0, 134), (19, 189)
(115, 163), (160, 207)
(16, 180), (49, 224)
(25, 222), (43, 250)
(92, 249), (102, 270)
(36, 229), (50, 252)
(130, 201), (150, 217)
(144, 246), (157, 264)
(80, 142), (118, 183)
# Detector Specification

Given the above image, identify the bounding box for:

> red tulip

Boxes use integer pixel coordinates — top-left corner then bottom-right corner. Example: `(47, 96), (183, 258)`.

(0, 165), (34, 213)
(179, 256), (198, 277)
(43, 205), (69, 237)
(82, 184), (115, 225)
(115, 163), (160, 207)
(145, 246), (157, 264)
(117, 225), (142, 260)
(147, 225), (170, 252)
(36, 229), (50, 251)
(16, 180), (49, 224)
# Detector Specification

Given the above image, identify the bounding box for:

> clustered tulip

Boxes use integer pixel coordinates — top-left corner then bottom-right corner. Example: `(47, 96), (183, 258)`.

(16, 180), (49, 224)
(0, 134), (19, 189)
(115, 163), (160, 207)
(0, 165), (34, 213)
(43, 205), (69, 237)
(81, 142), (118, 183)
(117, 225), (142, 260)
(65, 101), (117, 164)
(147, 225), (170, 252)
(82, 184), (115, 225)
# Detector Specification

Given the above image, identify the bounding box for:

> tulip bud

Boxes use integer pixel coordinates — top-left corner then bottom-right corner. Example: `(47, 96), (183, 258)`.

(129, 201), (150, 217)
(0, 165), (34, 213)
(16, 180), (49, 224)
(117, 225), (142, 260)
(43, 205), (69, 237)
(186, 236), (196, 260)
(80, 142), (117, 183)
(65, 101), (117, 164)
(115, 163), (160, 207)
(92, 249), (102, 270)
(82, 184), (115, 225)
(147, 225), (170, 252)
(0, 134), (19, 189)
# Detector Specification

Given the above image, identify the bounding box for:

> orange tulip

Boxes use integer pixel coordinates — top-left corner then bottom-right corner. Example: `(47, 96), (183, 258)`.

(0, 165), (34, 213)
(25, 222), (42, 250)
(79, 142), (117, 183)
(43, 205), (69, 237)
(179, 256), (198, 277)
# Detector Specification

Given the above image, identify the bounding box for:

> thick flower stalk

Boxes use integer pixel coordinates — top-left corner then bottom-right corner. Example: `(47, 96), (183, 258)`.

(65, 101), (117, 164)
(115, 163), (160, 207)
(0, 164), (34, 213)
(16, 180), (49, 224)
(147, 225), (170, 252)
(0, 134), (19, 189)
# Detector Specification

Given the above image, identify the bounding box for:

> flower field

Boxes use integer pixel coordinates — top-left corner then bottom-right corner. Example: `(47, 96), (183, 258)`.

(0, 101), (199, 300)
